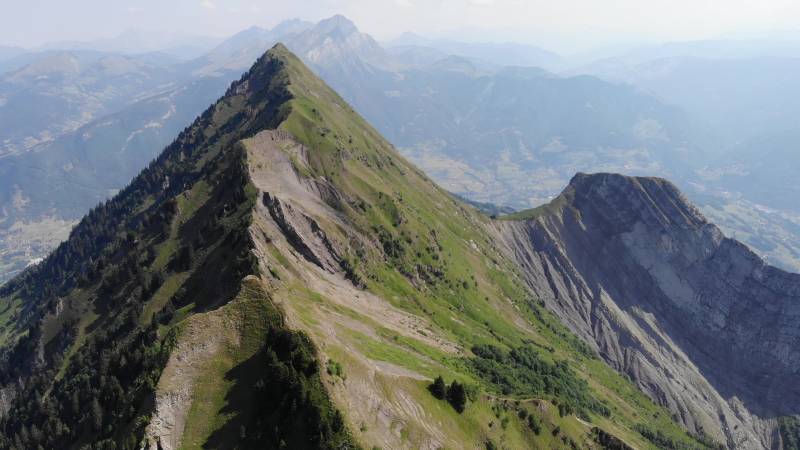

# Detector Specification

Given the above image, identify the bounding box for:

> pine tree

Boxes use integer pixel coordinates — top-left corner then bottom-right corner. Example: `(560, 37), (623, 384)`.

(447, 381), (467, 413)
(430, 375), (446, 399)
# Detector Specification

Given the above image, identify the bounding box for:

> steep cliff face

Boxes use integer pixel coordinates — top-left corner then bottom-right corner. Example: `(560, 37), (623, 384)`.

(495, 172), (800, 449)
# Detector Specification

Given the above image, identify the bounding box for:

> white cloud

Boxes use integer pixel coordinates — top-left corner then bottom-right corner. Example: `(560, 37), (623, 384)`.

(201, 0), (216, 9)
(395, 0), (414, 7)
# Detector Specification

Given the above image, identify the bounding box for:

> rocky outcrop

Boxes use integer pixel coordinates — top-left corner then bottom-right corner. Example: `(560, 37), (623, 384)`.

(262, 192), (343, 273)
(494, 173), (800, 449)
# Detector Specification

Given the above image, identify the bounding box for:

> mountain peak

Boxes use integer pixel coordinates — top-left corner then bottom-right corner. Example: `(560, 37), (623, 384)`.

(268, 41), (290, 56)
(563, 172), (705, 233)
(7, 51), (81, 81)
(502, 172), (705, 233)
(568, 171), (657, 187)
(287, 15), (386, 67)
(316, 14), (358, 35)
(567, 172), (683, 207)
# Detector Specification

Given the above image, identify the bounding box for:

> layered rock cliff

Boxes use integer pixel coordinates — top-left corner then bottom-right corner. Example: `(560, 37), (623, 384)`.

(495, 172), (800, 449)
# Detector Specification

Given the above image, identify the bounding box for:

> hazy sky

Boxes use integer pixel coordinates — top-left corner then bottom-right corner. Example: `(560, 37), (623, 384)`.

(4, 0), (800, 53)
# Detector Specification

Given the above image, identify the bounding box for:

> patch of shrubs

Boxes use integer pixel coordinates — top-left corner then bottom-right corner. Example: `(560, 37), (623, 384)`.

(374, 225), (405, 260)
(635, 424), (721, 450)
(469, 344), (610, 419)
(326, 358), (345, 379)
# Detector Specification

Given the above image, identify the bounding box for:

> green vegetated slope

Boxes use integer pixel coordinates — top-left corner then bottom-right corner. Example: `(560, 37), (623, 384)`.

(0, 44), (715, 450)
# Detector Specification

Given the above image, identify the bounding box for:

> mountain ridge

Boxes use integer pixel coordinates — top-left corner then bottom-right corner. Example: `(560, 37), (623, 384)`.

(0, 44), (712, 450)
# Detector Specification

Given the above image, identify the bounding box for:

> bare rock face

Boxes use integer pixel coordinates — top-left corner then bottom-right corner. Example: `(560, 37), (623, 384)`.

(262, 192), (343, 273)
(494, 173), (800, 449)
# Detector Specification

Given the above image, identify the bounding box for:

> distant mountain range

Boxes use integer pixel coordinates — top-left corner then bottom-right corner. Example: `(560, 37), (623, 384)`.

(0, 51), (185, 156)
(27, 30), (224, 60)
(0, 46), (26, 63)
(385, 32), (562, 70)
(2, 15), (800, 279)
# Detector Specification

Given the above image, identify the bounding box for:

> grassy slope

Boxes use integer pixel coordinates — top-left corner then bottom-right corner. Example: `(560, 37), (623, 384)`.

(498, 184), (576, 221)
(177, 278), (279, 449)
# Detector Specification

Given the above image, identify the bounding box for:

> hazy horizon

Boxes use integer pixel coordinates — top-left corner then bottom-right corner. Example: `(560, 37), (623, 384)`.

(6, 0), (800, 54)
